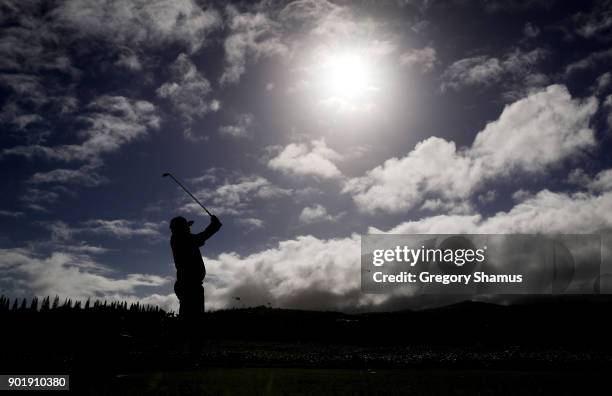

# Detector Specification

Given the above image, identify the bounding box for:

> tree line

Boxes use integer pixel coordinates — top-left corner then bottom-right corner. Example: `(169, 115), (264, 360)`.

(0, 294), (169, 315)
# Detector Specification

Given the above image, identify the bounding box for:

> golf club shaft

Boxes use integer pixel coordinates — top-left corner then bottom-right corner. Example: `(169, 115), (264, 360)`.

(167, 173), (213, 217)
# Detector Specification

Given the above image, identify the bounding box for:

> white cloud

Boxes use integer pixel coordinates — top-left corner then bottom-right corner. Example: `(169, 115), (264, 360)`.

(40, 223), (111, 255)
(181, 175), (291, 217)
(280, 0), (389, 58)
(216, 176), (289, 203)
(343, 137), (477, 213)
(295, 0), (360, 39)
(420, 199), (474, 215)
(204, 183), (612, 311)
(220, 5), (288, 84)
(570, 169), (612, 192)
(188, 168), (220, 185)
(470, 85), (597, 173)
(203, 234), (364, 311)
(564, 48), (612, 76)
(36, 221), (112, 256)
(29, 165), (107, 187)
(65, 244), (110, 255)
(20, 188), (60, 212)
(344, 85), (598, 214)
(588, 169), (612, 192)
(157, 53), (219, 131)
(279, 0), (340, 25)
(478, 190), (497, 204)
(156, 54), (220, 142)
(567, 168), (591, 186)
(379, 188), (612, 235)
(3, 96), (159, 162)
(268, 139), (343, 179)
(441, 56), (503, 90)
(441, 48), (546, 92)
(182, 128), (210, 143)
(478, 188), (612, 233)
(0, 248), (169, 300)
(40, 219), (162, 241)
(399, 46), (436, 73)
(138, 293), (179, 313)
(298, 204), (343, 224)
(81, 219), (162, 238)
(52, 0), (221, 53)
(512, 189), (532, 202)
(235, 217), (265, 230)
(219, 113), (254, 138)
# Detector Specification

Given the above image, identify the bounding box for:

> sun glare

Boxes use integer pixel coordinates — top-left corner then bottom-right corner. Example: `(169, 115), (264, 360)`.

(322, 52), (372, 99)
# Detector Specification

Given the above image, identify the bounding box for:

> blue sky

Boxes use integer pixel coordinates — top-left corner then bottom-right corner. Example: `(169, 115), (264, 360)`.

(1, 0), (612, 312)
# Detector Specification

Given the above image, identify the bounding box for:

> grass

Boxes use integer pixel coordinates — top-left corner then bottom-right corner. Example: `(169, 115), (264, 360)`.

(73, 367), (609, 395)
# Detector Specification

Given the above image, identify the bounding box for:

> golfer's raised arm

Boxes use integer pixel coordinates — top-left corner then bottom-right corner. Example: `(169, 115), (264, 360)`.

(195, 215), (222, 246)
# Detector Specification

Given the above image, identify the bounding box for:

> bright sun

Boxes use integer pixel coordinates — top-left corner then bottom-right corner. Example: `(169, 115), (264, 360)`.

(322, 52), (372, 99)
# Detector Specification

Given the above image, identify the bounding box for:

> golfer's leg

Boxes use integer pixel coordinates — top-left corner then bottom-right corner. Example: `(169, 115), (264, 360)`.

(183, 286), (202, 363)
(198, 284), (205, 314)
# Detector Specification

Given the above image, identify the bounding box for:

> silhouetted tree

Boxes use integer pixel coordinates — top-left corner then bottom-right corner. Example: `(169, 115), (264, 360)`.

(40, 296), (50, 311)
(62, 298), (71, 309)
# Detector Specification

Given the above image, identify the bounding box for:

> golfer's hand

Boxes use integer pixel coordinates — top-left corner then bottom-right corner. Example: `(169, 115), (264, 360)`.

(211, 215), (222, 225)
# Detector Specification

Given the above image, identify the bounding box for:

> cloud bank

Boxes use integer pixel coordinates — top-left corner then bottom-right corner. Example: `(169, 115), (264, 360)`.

(344, 85), (598, 214)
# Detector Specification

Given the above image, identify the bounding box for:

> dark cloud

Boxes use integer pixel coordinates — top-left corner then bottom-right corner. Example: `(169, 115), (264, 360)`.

(573, 0), (612, 39)
(3, 96), (159, 162)
(480, 0), (555, 13)
(51, 0), (222, 53)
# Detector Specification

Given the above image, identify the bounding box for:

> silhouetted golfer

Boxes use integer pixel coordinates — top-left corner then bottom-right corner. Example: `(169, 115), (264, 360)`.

(170, 215), (222, 317)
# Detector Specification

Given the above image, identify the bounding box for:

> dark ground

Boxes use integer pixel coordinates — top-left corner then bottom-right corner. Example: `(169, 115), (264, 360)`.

(2, 298), (612, 395)
(76, 368), (610, 395)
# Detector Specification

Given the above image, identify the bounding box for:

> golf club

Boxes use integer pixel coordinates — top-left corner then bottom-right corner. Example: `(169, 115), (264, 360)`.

(162, 172), (213, 217)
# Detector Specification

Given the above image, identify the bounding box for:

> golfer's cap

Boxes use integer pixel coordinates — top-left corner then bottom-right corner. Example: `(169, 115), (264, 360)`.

(170, 216), (194, 230)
